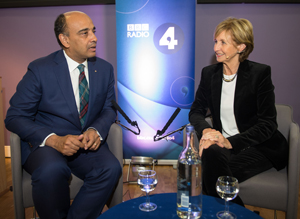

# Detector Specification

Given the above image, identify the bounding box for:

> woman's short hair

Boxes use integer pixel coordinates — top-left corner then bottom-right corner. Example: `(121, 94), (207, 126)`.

(214, 17), (254, 62)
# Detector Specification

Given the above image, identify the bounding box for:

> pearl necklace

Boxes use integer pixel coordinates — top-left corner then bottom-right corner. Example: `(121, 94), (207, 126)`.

(223, 73), (237, 82)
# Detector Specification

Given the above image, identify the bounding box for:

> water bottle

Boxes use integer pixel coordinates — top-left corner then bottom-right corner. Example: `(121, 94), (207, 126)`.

(177, 124), (202, 218)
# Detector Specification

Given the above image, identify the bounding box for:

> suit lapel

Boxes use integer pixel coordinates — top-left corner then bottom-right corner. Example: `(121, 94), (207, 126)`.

(53, 50), (81, 129)
(234, 60), (250, 115)
(211, 65), (223, 129)
(84, 58), (97, 127)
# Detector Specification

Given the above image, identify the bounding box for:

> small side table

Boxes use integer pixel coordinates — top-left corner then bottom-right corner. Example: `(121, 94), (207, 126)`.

(99, 193), (263, 219)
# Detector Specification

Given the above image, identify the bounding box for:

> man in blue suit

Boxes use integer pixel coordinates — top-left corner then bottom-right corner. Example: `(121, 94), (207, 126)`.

(5, 11), (121, 219)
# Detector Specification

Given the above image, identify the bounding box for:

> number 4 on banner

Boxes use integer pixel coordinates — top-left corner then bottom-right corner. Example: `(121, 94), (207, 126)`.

(159, 27), (178, 50)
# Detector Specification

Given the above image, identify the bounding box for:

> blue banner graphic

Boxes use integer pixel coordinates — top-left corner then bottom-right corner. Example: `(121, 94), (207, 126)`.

(116, 0), (196, 160)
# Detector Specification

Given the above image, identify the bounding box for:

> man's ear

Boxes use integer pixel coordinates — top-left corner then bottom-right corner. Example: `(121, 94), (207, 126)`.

(59, 34), (70, 48)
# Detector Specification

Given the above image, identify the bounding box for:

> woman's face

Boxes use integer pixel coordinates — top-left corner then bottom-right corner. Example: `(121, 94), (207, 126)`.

(214, 30), (239, 64)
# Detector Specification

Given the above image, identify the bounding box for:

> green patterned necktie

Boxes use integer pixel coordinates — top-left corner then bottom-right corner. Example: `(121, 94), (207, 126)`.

(78, 64), (89, 127)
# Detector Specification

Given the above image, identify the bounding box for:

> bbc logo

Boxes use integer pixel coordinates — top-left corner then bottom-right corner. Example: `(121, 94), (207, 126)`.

(127, 24), (149, 31)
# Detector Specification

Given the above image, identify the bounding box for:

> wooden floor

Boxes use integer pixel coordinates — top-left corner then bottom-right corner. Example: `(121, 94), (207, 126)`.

(0, 158), (299, 219)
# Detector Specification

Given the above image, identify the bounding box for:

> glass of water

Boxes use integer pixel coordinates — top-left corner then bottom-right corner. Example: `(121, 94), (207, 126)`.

(137, 170), (158, 212)
(216, 176), (239, 219)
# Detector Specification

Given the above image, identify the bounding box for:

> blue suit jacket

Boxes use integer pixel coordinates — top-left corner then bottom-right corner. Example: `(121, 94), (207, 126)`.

(5, 50), (117, 165)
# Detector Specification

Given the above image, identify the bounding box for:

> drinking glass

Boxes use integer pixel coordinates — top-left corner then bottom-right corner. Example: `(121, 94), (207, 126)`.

(137, 170), (158, 212)
(216, 176), (239, 219)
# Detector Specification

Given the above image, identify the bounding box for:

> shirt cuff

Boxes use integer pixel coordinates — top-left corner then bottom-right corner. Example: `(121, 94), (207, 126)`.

(40, 133), (56, 147)
(88, 127), (103, 140)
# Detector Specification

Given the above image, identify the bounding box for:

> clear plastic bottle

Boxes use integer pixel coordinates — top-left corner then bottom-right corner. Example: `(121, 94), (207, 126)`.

(177, 124), (202, 218)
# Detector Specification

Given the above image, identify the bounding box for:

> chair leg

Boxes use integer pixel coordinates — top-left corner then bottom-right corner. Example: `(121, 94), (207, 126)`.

(274, 209), (277, 219)
(126, 162), (131, 182)
(32, 206), (39, 219)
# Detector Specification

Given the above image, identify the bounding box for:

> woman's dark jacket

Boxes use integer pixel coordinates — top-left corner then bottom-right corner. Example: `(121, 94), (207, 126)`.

(189, 60), (288, 170)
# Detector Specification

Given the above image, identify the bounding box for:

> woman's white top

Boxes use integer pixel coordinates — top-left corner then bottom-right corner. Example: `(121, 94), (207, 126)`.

(220, 74), (239, 138)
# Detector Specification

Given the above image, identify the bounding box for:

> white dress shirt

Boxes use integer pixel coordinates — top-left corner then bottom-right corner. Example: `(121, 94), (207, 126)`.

(64, 50), (89, 113)
(220, 74), (240, 138)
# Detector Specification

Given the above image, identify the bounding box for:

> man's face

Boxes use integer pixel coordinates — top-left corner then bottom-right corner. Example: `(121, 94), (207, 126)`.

(62, 12), (97, 63)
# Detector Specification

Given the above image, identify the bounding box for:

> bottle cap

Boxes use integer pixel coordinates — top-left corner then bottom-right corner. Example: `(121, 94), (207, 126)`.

(186, 124), (194, 132)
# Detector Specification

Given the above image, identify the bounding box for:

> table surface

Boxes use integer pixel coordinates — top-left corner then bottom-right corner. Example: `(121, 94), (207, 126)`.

(99, 193), (263, 219)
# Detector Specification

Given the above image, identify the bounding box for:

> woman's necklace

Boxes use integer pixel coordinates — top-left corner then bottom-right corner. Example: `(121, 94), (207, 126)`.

(223, 65), (238, 82)
(223, 73), (237, 82)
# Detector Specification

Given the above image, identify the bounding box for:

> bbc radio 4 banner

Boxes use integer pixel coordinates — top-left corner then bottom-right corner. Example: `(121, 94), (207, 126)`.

(115, 0), (196, 160)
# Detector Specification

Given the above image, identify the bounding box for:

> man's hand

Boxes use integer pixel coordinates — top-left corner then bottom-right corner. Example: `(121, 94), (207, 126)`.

(82, 129), (101, 151)
(45, 134), (85, 156)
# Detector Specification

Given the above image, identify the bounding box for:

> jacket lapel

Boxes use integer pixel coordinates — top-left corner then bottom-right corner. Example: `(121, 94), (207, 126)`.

(211, 64), (223, 129)
(234, 60), (250, 115)
(84, 57), (97, 128)
(53, 50), (81, 129)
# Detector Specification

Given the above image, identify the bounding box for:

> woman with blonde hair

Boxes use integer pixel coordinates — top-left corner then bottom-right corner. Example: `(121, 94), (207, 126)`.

(189, 17), (288, 206)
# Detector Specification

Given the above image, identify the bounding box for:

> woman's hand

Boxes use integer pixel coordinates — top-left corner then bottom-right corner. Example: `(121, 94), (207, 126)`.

(199, 129), (232, 157)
